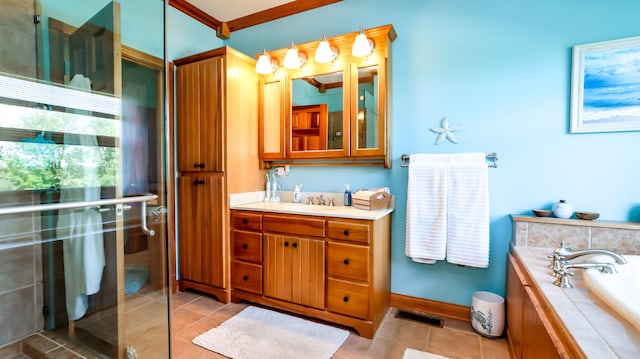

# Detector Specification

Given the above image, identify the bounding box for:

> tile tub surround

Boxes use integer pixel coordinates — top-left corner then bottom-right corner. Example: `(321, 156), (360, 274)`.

(512, 215), (640, 255)
(512, 247), (640, 358)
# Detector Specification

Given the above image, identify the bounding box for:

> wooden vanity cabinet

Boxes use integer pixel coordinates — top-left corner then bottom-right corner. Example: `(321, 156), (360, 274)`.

(175, 46), (262, 302)
(230, 210), (391, 338)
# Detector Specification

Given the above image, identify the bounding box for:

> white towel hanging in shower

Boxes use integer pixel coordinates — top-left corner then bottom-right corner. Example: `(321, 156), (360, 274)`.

(57, 74), (105, 321)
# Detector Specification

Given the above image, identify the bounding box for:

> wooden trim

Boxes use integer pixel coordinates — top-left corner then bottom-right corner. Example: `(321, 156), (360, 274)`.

(168, 0), (221, 30)
(389, 292), (471, 322)
(168, 0), (341, 37)
(168, 61), (177, 294)
(227, 0), (342, 32)
(122, 46), (163, 70)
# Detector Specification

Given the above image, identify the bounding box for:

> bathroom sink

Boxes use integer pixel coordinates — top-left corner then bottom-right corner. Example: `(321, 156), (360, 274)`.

(583, 255), (640, 333)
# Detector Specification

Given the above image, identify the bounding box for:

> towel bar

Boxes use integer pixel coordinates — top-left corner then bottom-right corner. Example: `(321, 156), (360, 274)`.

(401, 152), (499, 168)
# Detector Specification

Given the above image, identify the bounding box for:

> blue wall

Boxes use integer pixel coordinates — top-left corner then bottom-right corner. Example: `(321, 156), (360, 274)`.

(216, 0), (640, 305)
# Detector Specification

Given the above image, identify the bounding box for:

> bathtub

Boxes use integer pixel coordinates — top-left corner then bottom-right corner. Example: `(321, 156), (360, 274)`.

(583, 255), (640, 333)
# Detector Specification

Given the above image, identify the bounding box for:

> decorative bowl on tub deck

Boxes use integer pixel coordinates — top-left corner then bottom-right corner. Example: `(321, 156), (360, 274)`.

(575, 211), (599, 220)
(532, 209), (552, 217)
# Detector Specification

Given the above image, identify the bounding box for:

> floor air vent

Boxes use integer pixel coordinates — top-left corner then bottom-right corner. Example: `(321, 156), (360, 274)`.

(395, 308), (444, 328)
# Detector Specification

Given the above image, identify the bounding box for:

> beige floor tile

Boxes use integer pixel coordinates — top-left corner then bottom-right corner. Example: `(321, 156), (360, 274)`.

(181, 296), (225, 316)
(172, 290), (202, 308)
(480, 336), (510, 359)
(426, 327), (483, 359)
(171, 306), (209, 333)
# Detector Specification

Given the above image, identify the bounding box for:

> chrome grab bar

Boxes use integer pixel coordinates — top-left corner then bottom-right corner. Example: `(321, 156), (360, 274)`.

(0, 194), (158, 237)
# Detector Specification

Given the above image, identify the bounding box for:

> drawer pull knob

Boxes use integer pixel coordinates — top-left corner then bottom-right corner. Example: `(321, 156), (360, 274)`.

(284, 241), (289, 247)
(242, 243), (248, 250)
(292, 242), (298, 248)
(242, 218), (248, 224)
(343, 296), (349, 303)
(343, 230), (349, 236)
(343, 259), (350, 265)
(242, 275), (249, 281)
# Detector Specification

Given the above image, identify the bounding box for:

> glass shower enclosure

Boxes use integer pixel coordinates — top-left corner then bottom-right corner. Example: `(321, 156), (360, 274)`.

(0, 1), (170, 358)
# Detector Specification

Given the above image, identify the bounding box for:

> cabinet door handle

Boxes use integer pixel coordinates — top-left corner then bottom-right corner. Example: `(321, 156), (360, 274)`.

(199, 163), (205, 168)
(242, 243), (248, 250)
(343, 259), (350, 265)
(284, 241), (289, 247)
(242, 275), (249, 281)
(193, 163), (199, 168)
(193, 180), (199, 186)
(343, 230), (349, 236)
(292, 242), (298, 248)
(343, 295), (349, 303)
(198, 180), (205, 185)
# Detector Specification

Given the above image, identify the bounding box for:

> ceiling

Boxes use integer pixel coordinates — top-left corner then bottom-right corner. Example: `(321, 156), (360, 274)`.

(169, 0), (342, 39)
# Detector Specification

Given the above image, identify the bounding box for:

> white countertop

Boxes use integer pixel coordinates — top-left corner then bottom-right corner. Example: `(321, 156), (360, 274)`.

(230, 201), (394, 220)
(513, 246), (640, 358)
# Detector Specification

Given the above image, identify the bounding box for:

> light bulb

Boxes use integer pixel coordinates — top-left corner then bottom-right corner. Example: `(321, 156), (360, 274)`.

(315, 35), (337, 63)
(352, 29), (374, 57)
(284, 42), (302, 69)
(256, 49), (277, 74)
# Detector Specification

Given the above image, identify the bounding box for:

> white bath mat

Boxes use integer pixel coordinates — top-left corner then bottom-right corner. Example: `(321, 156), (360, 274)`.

(193, 306), (349, 359)
(403, 348), (451, 359)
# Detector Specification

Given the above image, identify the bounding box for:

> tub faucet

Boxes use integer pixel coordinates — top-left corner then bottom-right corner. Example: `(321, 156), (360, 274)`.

(553, 262), (617, 288)
(553, 241), (627, 264)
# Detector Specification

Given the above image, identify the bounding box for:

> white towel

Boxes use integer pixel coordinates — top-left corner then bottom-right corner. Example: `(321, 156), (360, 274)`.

(446, 153), (490, 268)
(57, 74), (106, 321)
(405, 153), (490, 268)
(405, 154), (449, 263)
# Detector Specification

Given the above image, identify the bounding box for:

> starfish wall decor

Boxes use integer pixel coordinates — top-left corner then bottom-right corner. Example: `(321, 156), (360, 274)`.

(430, 117), (462, 145)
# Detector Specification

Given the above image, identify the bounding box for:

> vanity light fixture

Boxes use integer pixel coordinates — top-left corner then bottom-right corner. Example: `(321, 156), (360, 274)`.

(314, 34), (339, 63)
(256, 49), (279, 74)
(352, 27), (374, 57)
(283, 42), (307, 69)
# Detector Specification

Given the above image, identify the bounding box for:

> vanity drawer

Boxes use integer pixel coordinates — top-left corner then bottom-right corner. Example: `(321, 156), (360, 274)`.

(263, 214), (325, 237)
(232, 230), (262, 264)
(327, 242), (369, 282)
(231, 261), (262, 294)
(231, 211), (262, 231)
(327, 278), (369, 319)
(327, 220), (370, 244)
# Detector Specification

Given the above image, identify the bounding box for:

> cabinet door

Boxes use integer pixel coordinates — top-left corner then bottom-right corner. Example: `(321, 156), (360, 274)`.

(178, 174), (225, 287)
(264, 234), (293, 301)
(522, 286), (561, 359)
(264, 233), (325, 309)
(176, 63), (201, 171)
(291, 236), (325, 309)
(259, 73), (286, 159)
(506, 255), (524, 359)
(176, 57), (223, 172)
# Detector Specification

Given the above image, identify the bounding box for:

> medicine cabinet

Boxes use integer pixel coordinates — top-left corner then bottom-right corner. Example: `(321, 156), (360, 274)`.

(258, 24), (396, 167)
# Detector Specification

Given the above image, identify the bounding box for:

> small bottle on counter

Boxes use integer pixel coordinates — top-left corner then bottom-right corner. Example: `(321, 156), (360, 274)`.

(344, 184), (352, 206)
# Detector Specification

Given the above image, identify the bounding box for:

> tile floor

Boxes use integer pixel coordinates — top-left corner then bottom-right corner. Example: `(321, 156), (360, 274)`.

(4, 290), (510, 358)
(171, 291), (510, 359)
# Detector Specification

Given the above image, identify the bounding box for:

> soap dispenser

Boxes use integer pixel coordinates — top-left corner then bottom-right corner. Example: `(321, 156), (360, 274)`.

(293, 184), (303, 203)
(344, 184), (352, 206)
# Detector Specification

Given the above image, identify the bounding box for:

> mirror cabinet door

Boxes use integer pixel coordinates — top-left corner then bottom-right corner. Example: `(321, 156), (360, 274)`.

(259, 75), (286, 159)
(352, 64), (385, 156)
(288, 70), (349, 158)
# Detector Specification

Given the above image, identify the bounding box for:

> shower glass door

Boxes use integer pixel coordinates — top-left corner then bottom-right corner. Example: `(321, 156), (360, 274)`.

(0, 1), (169, 358)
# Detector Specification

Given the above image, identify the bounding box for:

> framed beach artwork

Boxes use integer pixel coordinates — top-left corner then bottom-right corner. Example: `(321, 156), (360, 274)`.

(570, 36), (640, 133)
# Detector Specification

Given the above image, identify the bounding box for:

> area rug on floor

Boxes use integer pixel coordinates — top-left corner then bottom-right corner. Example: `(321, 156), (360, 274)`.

(192, 306), (350, 359)
(403, 348), (451, 359)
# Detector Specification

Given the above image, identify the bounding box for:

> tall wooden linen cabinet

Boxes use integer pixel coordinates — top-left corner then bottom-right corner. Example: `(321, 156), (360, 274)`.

(174, 46), (262, 302)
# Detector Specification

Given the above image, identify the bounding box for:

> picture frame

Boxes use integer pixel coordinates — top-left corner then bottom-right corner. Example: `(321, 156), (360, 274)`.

(570, 35), (640, 133)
